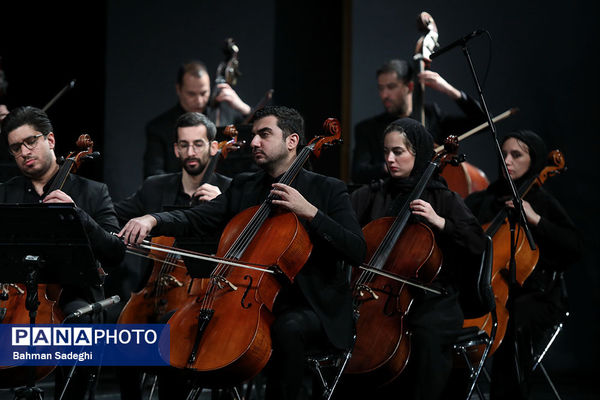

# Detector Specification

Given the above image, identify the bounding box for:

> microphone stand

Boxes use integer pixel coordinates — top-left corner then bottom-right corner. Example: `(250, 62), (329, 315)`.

(431, 33), (537, 385)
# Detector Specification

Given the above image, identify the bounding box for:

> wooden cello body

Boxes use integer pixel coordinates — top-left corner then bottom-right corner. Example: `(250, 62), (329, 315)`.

(0, 284), (63, 388)
(345, 136), (458, 387)
(168, 208), (311, 386)
(119, 126), (241, 325)
(441, 161), (489, 199)
(345, 221), (441, 386)
(118, 236), (193, 324)
(165, 118), (341, 387)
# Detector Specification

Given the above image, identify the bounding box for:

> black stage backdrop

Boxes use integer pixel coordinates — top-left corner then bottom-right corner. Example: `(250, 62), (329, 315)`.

(1, 0), (597, 383)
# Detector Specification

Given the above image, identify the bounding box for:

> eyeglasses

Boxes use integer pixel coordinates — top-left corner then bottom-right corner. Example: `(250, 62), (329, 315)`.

(176, 140), (207, 152)
(8, 133), (47, 155)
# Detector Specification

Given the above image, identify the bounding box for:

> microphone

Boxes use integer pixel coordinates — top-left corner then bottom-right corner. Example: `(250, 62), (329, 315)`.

(64, 295), (120, 321)
(430, 29), (485, 60)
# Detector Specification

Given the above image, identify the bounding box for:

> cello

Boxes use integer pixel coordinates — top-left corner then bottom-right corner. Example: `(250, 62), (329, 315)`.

(344, 136), (459, 386)
(0, 134), (98, 387)
(117, 126), (243, 325)
(462, 150), (566, 359)
(155, 118), (343, 387)
(413, 11), (490, 198)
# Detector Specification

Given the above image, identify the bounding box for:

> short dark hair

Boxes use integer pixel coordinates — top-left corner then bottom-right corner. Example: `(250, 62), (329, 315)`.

(176, 61), (208, 86)
(376, 59), (414, 84)
(1, 106), (53, 144)
(251, 106), (305, 145)
(175, 112), (217, 142)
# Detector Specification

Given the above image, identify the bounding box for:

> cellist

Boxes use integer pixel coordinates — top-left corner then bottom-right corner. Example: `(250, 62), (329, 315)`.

(350, 118), (486, 400)
(120, 105), (366, 400)
(465, 130), (582, 400)
(0, 106), (125, 398)
(113, 111), (231, 400)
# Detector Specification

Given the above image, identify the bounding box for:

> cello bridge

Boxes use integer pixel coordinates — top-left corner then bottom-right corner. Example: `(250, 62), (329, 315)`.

(159, 275), (184, 288)
(356, 284), (379, 300)
(213, 276), (238, 291)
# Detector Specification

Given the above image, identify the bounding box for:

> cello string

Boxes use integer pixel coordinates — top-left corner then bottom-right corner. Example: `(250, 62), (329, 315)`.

(202, 145), (314, 309)
(355, 161), (438, 287)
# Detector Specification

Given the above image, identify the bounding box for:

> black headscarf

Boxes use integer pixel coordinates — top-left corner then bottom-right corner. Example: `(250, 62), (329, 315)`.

(475, 130), (549, 220)
(501, 129), (548, 183)
(383, 118), (446, 193)
(380, 118), (448, 217)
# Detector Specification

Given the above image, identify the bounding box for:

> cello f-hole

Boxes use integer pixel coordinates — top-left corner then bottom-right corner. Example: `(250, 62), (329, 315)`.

(382, 283), (398, 317)
(241, 275), (253, 309)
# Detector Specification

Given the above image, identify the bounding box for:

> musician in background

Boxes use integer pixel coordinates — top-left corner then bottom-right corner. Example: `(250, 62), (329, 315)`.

(465, 130), (582, 399)
(0, 106), (125, 398)
(143, 61), (251, 177)
(352, 59), (484, 184)
(350, 118), (485, 400)
(121, 106), (366, 399)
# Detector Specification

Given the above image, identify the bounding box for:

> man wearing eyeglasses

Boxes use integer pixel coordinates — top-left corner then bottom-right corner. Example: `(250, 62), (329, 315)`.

(0, 106), (125, 398)
(116, 112), (231, 223)
(114, 111), (231, 400)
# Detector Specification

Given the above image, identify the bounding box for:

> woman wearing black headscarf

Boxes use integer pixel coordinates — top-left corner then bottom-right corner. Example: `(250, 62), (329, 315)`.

(350, 118), (486, 400)
(465, 130), (582, 399)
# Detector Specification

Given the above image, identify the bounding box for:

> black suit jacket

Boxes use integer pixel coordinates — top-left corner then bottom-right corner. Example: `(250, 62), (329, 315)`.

(115, 171), (232, 225)
(150, 168), (366, 349)
(0, 174), (125, 303)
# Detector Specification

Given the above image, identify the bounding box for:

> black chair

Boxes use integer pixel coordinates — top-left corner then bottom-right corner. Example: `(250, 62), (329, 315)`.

(452, 234), (496, 400)
(528, 272), (569, 400)
(307, 334), (356, 400)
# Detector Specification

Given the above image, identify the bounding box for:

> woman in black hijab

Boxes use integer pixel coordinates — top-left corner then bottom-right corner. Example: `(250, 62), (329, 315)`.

(465, 130), (582, 400)
(350, 118), (486, 400)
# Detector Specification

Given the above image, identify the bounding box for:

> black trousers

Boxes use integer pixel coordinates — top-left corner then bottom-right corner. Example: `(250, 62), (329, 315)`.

(265, 306), (330, 400)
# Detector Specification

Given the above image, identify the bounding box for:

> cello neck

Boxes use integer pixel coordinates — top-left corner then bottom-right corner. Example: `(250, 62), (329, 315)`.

(219, 145), (314, 262)
(46, 158), (75, 194)
(484, 174), (538, 237)
(200, 150), (222, 186)
(369, 161), (439, 270)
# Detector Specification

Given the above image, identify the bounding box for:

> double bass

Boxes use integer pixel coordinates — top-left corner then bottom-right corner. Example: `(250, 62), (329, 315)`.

(413, 11), (490, 198)
(345, 136), (459, 386)
(462, 150), (566, 359)
(212, 38), (241, 127)
(0, 134), (98, 387)
(153, 119), (343, 387)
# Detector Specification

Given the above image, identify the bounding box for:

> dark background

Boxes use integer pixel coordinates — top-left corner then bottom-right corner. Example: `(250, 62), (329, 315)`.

(1, 0), (597, 385)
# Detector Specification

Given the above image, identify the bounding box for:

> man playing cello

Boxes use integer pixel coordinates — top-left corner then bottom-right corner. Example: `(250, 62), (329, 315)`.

(120, 105), (366, 399)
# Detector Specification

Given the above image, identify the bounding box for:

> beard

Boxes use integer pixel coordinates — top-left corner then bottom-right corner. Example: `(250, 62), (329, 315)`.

(252, 145), (289, 174)
(180, 156), (208, 176)
(19, 153), (55, 180)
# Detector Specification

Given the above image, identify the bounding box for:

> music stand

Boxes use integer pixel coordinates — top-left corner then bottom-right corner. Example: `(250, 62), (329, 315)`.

(0, 203), (101, 399)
